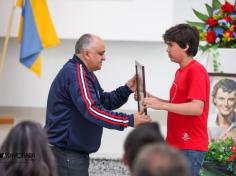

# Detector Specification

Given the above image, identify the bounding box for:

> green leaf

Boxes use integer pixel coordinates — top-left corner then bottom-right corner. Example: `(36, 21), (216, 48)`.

(205, 3), (213, 16)
(199, 45), (210, 52)
(186, 21), (205, 30)
(212, 0), (222, 10)
(192, 8), (209, 22)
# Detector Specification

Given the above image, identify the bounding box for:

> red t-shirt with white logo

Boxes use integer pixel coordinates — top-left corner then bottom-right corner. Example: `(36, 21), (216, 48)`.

(166, 60), (209, 151)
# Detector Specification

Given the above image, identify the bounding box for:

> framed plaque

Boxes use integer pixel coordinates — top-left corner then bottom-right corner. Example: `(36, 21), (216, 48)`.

(135, 61), (147, 115)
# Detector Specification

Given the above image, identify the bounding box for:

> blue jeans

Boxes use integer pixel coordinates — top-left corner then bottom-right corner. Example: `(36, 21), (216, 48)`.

(181, 150), (206, 176)
(51, 146), (89, 176)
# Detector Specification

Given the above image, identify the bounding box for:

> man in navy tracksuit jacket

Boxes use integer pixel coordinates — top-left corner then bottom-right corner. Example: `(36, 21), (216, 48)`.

(45, 34), (151, 176)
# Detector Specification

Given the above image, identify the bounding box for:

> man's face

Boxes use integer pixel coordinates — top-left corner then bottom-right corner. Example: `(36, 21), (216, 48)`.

(87, 37), (105, 71)
(214, 88), (236, 117)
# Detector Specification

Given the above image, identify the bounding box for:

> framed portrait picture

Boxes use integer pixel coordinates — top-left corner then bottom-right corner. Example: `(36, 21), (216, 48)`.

(135, 61), (147, 115)
(208, 72), (236, 142)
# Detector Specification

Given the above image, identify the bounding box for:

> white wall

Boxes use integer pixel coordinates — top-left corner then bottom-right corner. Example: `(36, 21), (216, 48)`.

(0, 0), (174, 41)
(0, 38), (177, 108)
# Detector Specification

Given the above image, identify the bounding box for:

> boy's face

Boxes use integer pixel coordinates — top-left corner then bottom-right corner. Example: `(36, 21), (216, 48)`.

(165, 41), (187, 64)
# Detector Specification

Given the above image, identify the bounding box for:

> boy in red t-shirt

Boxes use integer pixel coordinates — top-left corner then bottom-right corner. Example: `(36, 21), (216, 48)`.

(143, 23), (210, 176)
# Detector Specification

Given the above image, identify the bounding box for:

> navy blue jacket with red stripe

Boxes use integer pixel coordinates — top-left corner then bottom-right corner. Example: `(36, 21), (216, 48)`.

(45, 55), (134, 154)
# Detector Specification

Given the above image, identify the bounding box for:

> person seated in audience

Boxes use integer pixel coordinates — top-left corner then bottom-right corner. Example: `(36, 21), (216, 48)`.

(0, 120), (57, 176)
(123, 122), (165, 175)
(133, 143), (190, 176)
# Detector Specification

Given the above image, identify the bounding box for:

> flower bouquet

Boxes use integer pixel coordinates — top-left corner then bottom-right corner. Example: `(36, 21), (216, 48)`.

(188, 0), (236, 50)
(187, 0), (236, 72)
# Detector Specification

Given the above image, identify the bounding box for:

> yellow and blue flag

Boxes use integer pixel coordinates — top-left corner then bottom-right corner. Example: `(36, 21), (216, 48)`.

(17, 0), (60, 77)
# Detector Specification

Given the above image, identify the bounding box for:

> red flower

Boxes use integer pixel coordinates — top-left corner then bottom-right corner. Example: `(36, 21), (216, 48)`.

(223, 16), (232, 22)
(221, 1), (234, 13)
(233, 24), (236, 31)
(228, 153), (236, 161)
(206, 31), (216, 43)
(223, 30), (234, 38)
(207, 17), (218, 27)
(229, 144), (236, 153)
(227, 144), (236, 162)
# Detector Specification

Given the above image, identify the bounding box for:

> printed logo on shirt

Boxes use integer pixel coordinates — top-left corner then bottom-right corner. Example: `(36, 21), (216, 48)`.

(182, 132), (190, 141)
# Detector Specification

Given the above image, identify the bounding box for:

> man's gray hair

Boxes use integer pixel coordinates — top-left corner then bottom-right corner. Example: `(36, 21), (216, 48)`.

(75, 34), (94, 54)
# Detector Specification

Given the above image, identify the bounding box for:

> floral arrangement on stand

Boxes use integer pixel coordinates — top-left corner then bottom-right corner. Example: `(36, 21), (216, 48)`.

(187, 0), (236, 72)
(202, 138), (236, 175)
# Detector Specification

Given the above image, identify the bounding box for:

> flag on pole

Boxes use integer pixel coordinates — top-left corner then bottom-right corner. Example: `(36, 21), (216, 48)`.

(17, 0), (60, 77)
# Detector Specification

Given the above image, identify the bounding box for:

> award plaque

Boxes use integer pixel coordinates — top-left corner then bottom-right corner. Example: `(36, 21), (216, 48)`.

(135, 61), (147, 115)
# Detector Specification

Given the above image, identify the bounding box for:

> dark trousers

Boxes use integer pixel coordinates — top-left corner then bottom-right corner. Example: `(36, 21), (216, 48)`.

(51, 146), (89, 176)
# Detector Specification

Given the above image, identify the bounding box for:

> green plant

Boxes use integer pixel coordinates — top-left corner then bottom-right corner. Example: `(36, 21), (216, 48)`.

(204, 138), (236, 175)
(204, 47), (221, 72)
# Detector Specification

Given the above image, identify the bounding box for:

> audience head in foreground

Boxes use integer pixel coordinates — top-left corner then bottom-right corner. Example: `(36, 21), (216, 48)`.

(123, 122), (165, 174)
(0, 121), (56, 176)
(134, 143), (190, 176)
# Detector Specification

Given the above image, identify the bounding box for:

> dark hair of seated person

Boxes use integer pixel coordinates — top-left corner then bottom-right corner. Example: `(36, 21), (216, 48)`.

(123, 122), (165, 172)
(0, 120), (56, 176)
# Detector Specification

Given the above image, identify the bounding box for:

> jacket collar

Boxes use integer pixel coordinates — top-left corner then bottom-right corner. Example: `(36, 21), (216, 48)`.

(71, 54), (91, 74)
